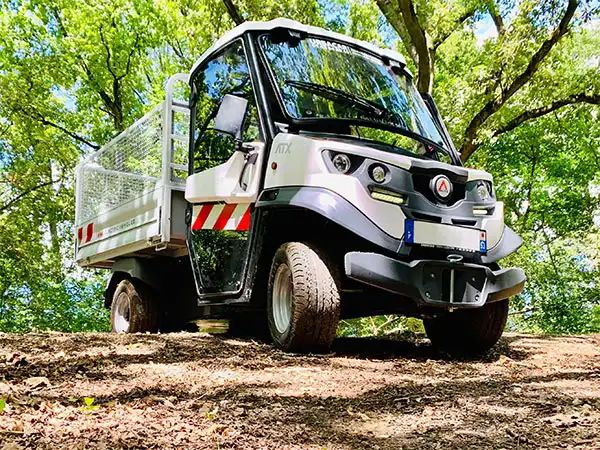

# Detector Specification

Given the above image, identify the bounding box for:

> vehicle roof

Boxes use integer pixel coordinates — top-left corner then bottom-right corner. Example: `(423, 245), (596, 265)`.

(189, 18), (407, 76)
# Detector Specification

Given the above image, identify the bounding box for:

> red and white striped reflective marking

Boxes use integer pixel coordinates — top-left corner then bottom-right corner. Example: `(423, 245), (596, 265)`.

(77, 222), (94, 244)
(192, 203), (251, 231)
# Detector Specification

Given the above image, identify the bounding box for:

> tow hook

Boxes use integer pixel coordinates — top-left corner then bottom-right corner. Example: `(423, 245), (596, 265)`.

(446, 254), (463, 312)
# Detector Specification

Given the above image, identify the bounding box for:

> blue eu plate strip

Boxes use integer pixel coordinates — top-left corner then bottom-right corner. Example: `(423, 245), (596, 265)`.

(480, 239), (487, 252)
(405, 219), (414, 244)
(479, 230), (487, 253)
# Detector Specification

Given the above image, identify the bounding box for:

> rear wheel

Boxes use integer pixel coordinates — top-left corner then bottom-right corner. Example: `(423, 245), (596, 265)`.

(423, 299), (509, 356)
(267, 242), (340, 353)
(111, 279), (159, 333)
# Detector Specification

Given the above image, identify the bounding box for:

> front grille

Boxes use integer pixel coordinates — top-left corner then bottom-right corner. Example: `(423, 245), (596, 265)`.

(452, 218), (477, 226)
(412, 211), (442, 223)
(412, 172), (466, 206)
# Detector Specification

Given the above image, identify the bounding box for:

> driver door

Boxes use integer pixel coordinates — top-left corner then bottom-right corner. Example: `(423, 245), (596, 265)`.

(185, 40), (264, 300)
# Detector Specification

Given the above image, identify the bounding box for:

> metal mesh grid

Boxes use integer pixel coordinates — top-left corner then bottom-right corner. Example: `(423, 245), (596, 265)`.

(77, 105), (164, 225)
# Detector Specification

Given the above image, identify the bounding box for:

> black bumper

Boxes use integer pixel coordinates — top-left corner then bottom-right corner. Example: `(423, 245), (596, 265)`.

(345, 252), (526, 308)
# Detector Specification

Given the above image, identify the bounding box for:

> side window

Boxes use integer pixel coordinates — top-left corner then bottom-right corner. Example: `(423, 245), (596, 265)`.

(192, 40), (260, 173)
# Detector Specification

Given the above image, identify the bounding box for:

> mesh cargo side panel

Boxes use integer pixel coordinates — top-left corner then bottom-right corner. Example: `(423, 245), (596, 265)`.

(77, 106), (163, 226)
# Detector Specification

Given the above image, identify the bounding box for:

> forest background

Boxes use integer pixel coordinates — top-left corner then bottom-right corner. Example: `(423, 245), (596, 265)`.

(0, 0), (598, 334)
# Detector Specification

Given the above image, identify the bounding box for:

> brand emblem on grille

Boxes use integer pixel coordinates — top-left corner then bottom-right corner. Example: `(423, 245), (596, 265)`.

(431, 175), (453, 201)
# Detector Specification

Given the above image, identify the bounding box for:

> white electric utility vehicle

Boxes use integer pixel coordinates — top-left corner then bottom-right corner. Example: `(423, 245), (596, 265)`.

(75, 19), (526, 355)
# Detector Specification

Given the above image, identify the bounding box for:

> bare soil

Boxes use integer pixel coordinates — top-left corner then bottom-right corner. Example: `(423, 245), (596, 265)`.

(0, 331), (599, 449)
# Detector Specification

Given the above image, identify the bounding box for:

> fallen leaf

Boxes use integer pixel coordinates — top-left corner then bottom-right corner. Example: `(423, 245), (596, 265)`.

(232, 407), (245, 417)
(12, 420), (25, 432)
(6, 353), (27, 367)
(208, 424), (229, 435)
(24, 377), (50, 390)
(0, 382), (12, 396)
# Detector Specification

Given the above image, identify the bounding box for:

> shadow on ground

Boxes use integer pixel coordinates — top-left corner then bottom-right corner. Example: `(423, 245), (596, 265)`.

(0, 332), (598, 449)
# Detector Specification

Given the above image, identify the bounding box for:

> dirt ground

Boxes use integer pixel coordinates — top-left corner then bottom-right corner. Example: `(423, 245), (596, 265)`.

(0, 331), (599, 450)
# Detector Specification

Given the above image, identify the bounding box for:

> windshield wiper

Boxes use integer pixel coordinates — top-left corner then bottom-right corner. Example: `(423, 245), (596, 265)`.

(285, 80), (385, 115)
(284, 79), (408, 130)
(283, 80), (454, 162)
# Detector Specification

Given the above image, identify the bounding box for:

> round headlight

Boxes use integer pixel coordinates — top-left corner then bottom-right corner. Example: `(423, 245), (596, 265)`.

(332, 153), (352, 174)
(371, 165), (387, 183)
(477, 182), (491, 200)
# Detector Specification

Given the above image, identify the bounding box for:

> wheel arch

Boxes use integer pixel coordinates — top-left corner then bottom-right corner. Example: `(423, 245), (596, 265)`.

(104, 258), (162, 309)
(256, 186), (402, 252)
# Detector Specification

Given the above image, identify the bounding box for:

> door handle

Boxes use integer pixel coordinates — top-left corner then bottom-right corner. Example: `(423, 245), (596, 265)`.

(244, 151), (259, 165)
(239, 150), (259, 191)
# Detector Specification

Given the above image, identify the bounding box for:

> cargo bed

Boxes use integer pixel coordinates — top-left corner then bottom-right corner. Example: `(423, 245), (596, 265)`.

(74, 74), (190, 268)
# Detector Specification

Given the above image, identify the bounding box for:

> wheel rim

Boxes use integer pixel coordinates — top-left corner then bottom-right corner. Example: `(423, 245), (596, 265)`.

(273, 263), (293, 334)
(113, 292), (131, 333)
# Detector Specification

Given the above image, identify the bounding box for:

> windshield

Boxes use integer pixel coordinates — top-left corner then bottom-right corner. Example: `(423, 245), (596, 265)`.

(260, 34), (453, 163)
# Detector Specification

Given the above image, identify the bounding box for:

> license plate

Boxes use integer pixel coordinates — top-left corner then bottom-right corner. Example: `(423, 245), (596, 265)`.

(405, 219), (487, 253)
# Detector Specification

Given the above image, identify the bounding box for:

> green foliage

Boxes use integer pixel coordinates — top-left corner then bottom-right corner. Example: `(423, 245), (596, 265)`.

(82, 396), (99, 411)
(0, 0), (598, 335)
(339, 315), (425, 337)
(0, 0), (320, 332)
(0, 272), (109, 333)
(367, 0), (600, 334)
(472, 106), (600, 334)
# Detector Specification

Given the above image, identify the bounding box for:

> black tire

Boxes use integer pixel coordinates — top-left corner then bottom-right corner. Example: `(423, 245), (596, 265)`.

(267, 242), (341, 353)
(423, 299), (509, 356)
(110, 279), (159, 333)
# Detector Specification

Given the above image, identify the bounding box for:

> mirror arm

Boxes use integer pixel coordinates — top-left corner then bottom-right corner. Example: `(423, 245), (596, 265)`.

(238, 142), (254, 153)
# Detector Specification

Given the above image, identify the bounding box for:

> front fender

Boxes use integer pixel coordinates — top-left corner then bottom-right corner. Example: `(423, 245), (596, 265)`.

(256, 186), (402, 252)
(256, 187), (523, 264)
(481, 226), (523, 264)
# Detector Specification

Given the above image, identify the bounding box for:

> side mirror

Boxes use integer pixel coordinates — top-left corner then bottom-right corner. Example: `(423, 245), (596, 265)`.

(213, 94), (248, 142)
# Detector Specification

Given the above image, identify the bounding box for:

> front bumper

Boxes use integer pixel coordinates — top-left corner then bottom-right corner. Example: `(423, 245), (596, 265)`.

(345, 252), (526, 308)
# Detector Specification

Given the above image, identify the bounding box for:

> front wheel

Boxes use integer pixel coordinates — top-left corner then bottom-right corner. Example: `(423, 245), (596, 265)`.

(267, 242), (340, 353)
(423, 299), (509, 356)
(111, 279), (159, 333)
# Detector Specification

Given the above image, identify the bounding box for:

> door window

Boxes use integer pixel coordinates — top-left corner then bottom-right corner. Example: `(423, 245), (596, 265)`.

(192, 40), (260, 173)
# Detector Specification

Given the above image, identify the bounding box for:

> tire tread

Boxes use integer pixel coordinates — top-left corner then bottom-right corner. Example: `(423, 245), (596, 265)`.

(110, 278), (159, 333)
(267, 242), (340, 353)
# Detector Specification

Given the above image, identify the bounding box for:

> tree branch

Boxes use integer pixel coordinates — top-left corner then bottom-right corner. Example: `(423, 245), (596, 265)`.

(99, 25), (119, 82)
(0, 122), (11, 138)
(486, 0), (505, 35)
(376, 0), (419, 64)
(0, 179), (62, 214)
(119, 33), (140, 81)
(460, 0), (579, 162)
(79, 60), (117, 119)
(398, 0), (434, 93)
(432, 8), (478, 51)
(494, 93), (600, 136)
(19, 108), (99, 150)
(508, 306), (535, 316)
(222, 0), (244, 26)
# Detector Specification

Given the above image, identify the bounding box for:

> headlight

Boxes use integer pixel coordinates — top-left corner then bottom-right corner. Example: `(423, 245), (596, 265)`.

(476, 182), (491, 200)
(370, 165), (388, 183)
(332, 153), (352, 174)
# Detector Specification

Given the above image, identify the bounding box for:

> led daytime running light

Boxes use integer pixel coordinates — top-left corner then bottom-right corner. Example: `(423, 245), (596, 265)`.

(371, 190), (405, 205)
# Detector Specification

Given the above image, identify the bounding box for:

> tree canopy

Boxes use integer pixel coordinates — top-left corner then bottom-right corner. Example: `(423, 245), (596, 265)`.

(0, 0), (598, 333)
